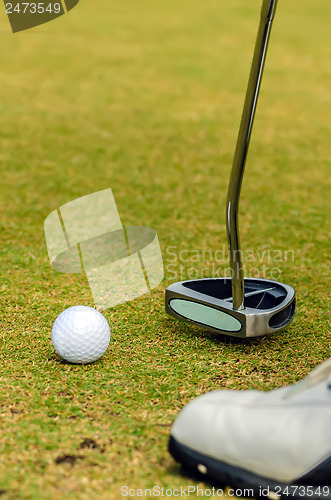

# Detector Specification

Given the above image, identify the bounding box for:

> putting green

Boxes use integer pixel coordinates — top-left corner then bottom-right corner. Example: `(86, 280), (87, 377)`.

(0, 0), (330, 498)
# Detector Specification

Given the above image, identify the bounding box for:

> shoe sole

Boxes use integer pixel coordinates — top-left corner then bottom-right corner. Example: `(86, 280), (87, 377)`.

(169, 435), (331, 500)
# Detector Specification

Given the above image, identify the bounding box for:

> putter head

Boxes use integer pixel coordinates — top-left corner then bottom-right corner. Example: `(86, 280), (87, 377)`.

(165, 277), (295, 338)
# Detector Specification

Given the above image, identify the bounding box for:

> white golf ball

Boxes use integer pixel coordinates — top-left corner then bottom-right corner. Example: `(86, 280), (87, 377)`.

(52, 306), (111, 364)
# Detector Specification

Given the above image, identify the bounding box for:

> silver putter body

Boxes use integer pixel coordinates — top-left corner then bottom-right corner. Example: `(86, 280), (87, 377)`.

(165, 0), (296, 338)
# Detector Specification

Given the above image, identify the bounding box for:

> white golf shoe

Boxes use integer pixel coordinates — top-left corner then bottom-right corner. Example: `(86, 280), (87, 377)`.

(169, 358), (331, 499)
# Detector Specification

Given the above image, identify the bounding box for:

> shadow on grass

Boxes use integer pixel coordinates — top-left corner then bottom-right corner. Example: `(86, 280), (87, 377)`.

(45, 351), (107, 368)
(162, 316), (285, 349)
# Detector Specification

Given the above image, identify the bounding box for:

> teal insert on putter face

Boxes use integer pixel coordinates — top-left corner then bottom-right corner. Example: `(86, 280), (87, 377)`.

(169, 299), (242, 333)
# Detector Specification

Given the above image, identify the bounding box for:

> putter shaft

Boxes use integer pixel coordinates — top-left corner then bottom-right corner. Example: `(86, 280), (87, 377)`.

(226, 0), (278, 310)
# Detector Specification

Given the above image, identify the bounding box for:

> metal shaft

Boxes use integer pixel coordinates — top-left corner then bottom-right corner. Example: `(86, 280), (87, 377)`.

(226, 0), (278, 310)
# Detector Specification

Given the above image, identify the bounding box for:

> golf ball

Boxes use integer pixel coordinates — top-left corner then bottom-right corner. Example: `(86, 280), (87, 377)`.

(52, 306), (111, 364)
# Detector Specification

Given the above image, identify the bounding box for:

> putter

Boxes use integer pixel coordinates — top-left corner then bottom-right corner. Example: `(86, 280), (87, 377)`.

(165, 0), (295, 338)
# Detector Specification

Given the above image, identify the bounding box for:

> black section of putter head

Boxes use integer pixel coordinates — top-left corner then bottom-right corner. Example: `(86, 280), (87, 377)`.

(165, 278), (295, 338)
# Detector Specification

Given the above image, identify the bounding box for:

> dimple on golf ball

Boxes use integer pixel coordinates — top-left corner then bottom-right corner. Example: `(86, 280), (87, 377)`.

(52, 306), (111, 364)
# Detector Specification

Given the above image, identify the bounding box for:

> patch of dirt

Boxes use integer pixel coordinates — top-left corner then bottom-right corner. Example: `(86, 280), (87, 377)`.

(55, 454), (83, 466)
(79, 438), (105, 453)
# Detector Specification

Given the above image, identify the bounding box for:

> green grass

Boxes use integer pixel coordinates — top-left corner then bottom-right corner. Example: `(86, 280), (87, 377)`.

(0, 0), (330, 498)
